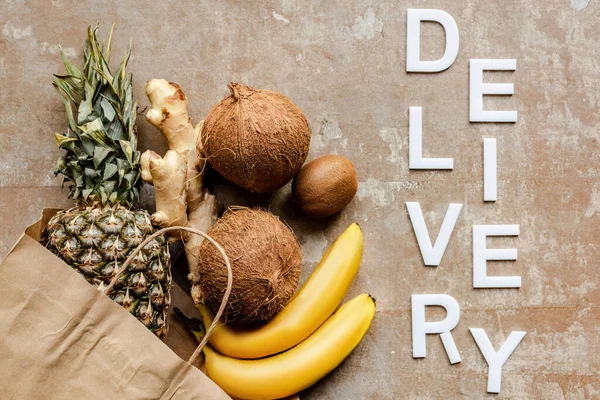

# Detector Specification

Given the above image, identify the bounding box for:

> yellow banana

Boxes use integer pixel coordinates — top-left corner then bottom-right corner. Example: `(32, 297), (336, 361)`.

(204, 293), (376, 400)
(196, 223), (363, 359)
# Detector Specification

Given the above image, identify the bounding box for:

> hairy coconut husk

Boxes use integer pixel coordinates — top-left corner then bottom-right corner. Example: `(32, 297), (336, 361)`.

(196, 207), (302, 324)
(201, 82), (311, 193)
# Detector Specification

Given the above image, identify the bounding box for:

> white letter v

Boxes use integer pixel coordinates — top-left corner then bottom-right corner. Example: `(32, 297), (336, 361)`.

(406, 202), (462, 266)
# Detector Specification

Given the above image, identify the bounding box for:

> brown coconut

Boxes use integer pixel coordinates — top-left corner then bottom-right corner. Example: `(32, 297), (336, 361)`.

(201, 82), (311, 193)
(196, 207), (302, 324)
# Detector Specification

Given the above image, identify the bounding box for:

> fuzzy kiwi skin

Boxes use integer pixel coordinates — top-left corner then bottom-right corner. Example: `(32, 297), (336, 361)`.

(292, 155), (358, 218)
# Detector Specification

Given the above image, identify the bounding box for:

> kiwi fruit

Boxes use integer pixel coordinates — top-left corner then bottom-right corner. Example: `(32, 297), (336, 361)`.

(292, 155), (358, 218)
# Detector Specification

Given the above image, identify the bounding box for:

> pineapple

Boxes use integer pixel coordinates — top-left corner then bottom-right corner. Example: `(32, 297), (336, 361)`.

(42, 26), (171, 338)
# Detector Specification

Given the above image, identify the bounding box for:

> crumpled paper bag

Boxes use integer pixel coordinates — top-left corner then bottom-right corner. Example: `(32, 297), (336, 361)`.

(0, 209), (230, 400)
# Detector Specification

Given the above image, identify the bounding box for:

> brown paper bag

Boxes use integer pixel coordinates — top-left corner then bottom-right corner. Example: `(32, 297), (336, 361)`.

(0, 209), (230, 400)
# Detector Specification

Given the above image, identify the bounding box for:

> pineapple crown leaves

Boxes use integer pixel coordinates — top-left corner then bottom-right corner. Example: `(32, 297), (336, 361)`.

(53, 25), (141, 207)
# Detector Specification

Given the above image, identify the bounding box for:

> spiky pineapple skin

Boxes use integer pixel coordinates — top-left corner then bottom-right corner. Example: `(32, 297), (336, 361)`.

(42, 205), (171, 338)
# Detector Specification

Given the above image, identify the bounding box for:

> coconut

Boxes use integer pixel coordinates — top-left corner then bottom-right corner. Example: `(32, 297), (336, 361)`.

(196, 207), (302, 324)
(201, 82), (311, 192)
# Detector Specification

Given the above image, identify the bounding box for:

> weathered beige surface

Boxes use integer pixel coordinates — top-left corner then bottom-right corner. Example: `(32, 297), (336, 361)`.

(1, 0), (598, 398)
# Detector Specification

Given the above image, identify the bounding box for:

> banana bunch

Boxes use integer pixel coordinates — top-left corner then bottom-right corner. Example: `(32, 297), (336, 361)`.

(180, 224), (375, 400)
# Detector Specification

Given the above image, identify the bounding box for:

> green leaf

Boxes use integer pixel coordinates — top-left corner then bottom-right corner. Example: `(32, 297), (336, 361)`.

(128, 100), (137, 143)
(131, 187), (139, 202)
(123, 76), (133, 123)
(119, 140), (133, 164)
(54, 74), (84, 98)
(54, 157), (67, 172)
(104, 180), (116, 194)
(58, 139), (85, 158)
(82, 188), (93, 200)
(112, 40), (131, 96)
(98, 50), (114, 85)
(93, 146), (112, 168)
(79, 117), (104, 134)
(105, 23), (115, 63)
(59, 45), (82, 77)
(123, 171), (135, 185)
(80, 119), (116, 149)
(132, 150), (140, 165)
(84, 168), (98, 178)
(105, 97), (126, 131)
(88, 26), (101, 72)
(52, 78), (77, 103)
(94, 68), (120, 100)
(116, 158), (126, 185)
(89, 131), (111, 147)
(100, 97), (115, 122)
(109, 191), (118, 203)
(99, 186), (108, 203)
(103, 163), (118, 180)
(67, 159), (81, 169)
(80, 138), (95, 156)
(53, 83), (78, 134)
(55, 133), (77, 148)
(78, 81), (94, 123)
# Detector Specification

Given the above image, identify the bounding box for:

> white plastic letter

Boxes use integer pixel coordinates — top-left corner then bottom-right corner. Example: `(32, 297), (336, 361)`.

(412, 294), (461, 364)
(470, 59), (517, 122)
(407, 9), (459, 72)
(470, 328), (526, 393)
(406, 202), (462, 266)
(484, 138), (497, 201)
(473, 225), (520, 288)
(409, 107), (454, 169)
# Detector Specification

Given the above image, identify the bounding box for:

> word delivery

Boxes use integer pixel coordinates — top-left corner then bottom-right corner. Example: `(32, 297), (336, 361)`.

(405, 9), (525, 395)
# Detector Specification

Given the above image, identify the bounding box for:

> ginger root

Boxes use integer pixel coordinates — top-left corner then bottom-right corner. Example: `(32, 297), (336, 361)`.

(141, 79), (219, 299)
